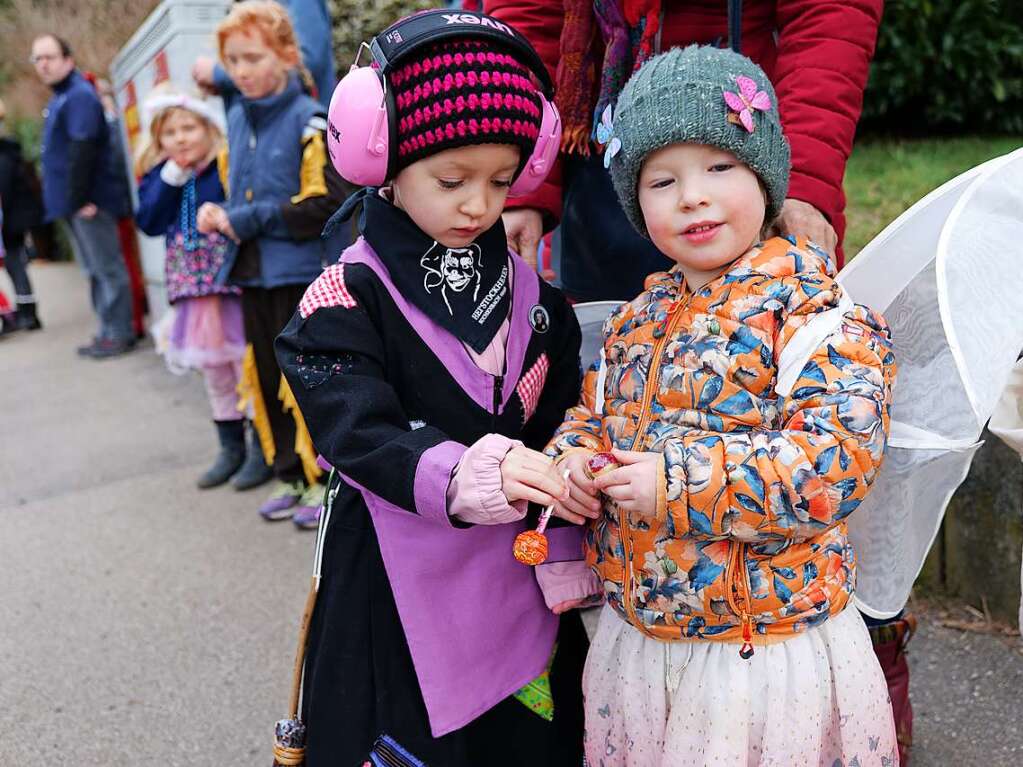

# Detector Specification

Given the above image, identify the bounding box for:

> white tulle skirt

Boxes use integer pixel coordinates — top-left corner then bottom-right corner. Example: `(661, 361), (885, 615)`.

(583, 605), (898, 767)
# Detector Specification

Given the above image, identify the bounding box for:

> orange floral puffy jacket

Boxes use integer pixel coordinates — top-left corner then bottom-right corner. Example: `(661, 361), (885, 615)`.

(547, 237), (896, 648)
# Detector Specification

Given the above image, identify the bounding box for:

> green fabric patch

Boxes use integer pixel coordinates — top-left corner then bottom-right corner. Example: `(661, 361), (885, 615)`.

(513, 645), (556, 721)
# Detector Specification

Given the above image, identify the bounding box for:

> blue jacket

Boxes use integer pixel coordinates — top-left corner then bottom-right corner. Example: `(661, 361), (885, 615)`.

(136, 159), (226, 238)
(217, 73), (346, 289)
(137, 159), (239, 304)
(40, 70), (130, 221)
(279, 0), (336, 109)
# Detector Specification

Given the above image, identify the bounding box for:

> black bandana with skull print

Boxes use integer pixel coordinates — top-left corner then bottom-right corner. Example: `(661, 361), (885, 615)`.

(359, 191), (511, 354)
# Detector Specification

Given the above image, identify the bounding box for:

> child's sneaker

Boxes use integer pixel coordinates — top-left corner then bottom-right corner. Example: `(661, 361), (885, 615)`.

(258, 480), (305, 521)
(292, 483), (325, 530)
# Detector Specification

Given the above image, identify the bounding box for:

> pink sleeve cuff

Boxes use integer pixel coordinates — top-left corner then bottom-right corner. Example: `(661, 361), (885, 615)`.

(446, 434), (527, 525)
(535, 561), (602, 610)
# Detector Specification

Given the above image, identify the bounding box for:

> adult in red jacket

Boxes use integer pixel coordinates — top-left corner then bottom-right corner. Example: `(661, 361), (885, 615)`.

(484, 0), (882, 299)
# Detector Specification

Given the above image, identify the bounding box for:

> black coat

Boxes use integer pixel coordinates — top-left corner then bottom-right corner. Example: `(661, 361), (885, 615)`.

(0, 137), (43, 249)
(275, 242), (587, 766)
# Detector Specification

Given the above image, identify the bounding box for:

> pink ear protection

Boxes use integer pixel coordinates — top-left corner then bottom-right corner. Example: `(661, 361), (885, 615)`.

(326, 9), (561, 197)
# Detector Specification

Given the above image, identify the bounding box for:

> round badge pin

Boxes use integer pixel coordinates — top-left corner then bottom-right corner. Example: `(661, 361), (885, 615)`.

(529, 304), (550, 334)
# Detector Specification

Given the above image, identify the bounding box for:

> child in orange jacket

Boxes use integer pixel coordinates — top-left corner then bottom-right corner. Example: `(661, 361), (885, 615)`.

(546, 46), (899, 765)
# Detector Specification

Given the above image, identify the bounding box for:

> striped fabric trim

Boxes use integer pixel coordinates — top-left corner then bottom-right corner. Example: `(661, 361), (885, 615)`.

(390, 40), (543, 167)
(516, 353), (549, 422)
(298, 263), (356, 318)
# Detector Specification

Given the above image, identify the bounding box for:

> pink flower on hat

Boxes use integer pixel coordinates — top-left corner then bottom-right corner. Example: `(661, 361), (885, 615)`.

(723, 75), (772, 133)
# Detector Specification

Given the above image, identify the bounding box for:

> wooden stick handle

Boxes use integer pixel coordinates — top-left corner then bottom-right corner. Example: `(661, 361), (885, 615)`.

(287, 576), (320, 719)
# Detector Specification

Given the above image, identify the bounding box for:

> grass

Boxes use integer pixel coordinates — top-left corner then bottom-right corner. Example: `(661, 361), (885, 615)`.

(843, 135), (1023, 259)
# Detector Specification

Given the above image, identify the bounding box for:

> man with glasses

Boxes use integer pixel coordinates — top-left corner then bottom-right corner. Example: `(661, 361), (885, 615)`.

(30, 34), (135, 357)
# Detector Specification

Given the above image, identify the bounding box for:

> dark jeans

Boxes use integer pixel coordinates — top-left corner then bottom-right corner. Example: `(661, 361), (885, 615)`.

(68, 208), (133, 341)
(242, 284), (308, 485)
(2, 241), (36, 304)
(557, 153), (672, 302)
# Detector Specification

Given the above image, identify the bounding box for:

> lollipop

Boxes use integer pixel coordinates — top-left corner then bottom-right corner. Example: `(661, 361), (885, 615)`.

(584, 451), (620, 480)
(512, 514), (551, 565)
(513, 469), (570, 566)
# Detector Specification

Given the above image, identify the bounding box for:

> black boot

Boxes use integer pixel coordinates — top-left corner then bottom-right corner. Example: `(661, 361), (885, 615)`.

(15, 302), (42, 331)
(197, 419), (246, 489)
(0, 313), (16, 335)
(232, 419), (274, 491)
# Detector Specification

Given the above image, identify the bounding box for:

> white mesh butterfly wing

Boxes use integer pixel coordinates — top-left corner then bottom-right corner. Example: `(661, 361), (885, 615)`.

(837, 147), (1023, 617)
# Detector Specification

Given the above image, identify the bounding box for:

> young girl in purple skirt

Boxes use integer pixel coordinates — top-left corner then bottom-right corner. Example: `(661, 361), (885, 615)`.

(136, 87), (265, 490)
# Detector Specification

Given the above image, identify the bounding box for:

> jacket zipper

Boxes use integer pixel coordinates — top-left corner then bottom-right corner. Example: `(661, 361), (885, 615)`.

(619, 285), (756, 654)
(622, 294), (689, 637)
(492, 374), (504, 428)
(728, 541), (757, 658)
(490, 263), (513, 428)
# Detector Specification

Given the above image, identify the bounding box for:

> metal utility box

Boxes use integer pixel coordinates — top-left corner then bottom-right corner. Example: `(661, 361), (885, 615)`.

(110, 0), (232, 317)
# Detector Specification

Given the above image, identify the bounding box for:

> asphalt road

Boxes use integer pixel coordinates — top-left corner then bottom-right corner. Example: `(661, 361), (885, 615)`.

(1, 262), (310, 765)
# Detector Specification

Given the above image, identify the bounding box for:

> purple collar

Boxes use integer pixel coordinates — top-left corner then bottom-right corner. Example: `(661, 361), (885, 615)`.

(344, 238), (539, 413)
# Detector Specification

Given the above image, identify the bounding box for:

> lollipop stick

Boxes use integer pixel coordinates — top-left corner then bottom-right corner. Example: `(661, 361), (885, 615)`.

(535, 504), (554, 535)
(537, 468), (570, 534)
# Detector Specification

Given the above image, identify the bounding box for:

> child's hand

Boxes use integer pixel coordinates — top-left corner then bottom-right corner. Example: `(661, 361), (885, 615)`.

(552, 450), (602, 525)
(500, 446), (567, 507)
(197, 203), (239, 243)
(591, 449), (662, 518)
(218, 216), (240, 244)
(192, 56), (218, 95)
(197, 202), (222, 234)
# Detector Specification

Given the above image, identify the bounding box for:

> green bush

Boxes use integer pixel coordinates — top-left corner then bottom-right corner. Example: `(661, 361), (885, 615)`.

(13, 117), (41, 164)
(328, 0), (438, 69)
(861, 0), (1023, 134)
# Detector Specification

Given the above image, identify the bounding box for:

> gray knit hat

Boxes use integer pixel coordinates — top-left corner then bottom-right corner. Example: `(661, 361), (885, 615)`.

(605, 45), (790, 237)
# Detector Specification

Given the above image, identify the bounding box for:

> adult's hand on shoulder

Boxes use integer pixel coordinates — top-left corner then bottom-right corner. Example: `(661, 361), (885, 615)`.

(501, 207), (543, 272)
(773, 198), (837, 255)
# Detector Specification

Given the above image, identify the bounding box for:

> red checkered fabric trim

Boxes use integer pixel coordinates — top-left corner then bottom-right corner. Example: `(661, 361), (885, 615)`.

(298, 263), (356, 318)
(516, 353), (549, 422)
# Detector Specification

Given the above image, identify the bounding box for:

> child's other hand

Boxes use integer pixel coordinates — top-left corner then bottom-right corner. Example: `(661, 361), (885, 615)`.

(550, 593), (603, 615)
(552, 450), (602, 525)
(500, 446), (566, 507)
(592, 449), (661, 518)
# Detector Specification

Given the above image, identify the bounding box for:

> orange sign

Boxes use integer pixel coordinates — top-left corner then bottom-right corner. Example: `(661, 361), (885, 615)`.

(154, 50), (170, 85)
(122, 81), (143, 178)
(122, 80), (141, 160)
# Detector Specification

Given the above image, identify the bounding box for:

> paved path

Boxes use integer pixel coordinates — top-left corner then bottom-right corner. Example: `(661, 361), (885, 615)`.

(1, 262), (309, 765)
(1, 262), (1021, 765)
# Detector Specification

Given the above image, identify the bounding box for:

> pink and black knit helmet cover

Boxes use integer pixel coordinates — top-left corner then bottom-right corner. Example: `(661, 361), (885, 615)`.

(389, 39), (544, 173)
